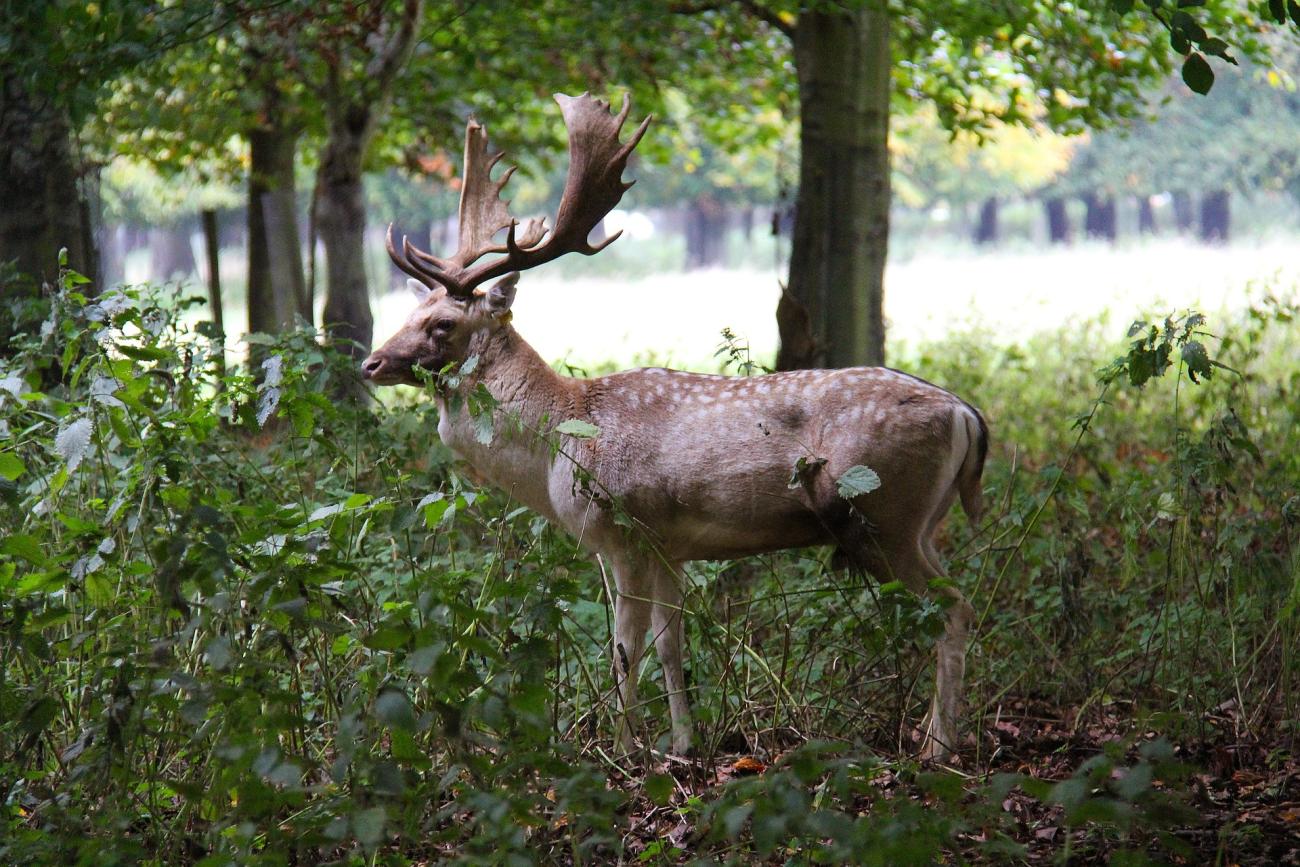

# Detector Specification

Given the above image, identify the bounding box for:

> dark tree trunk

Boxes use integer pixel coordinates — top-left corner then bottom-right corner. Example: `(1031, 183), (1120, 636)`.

(1045, 197), (1071, 244)
(201, 209), (226, 379)
(148, 223), (196, 282)
(1082, 192), (1117, 241)
(973, 197), (999, 246)
(777, 4), (890, 370)
(247, 117), (305, 336)
(1198, 189), (1230, 243)
(0, 75), (98, 287)
(684, 196), (728, 269)
(1171, 191), (1195, 234)
(1137, 196), (1157, 235)
(319, 107), (374, 365)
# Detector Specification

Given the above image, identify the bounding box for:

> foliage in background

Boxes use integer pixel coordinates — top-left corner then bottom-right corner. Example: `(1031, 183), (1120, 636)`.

(1, 267), (1296, 863)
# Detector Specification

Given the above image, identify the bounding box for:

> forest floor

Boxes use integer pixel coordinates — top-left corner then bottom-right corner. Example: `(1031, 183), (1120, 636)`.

(612, 699), (1300, 865)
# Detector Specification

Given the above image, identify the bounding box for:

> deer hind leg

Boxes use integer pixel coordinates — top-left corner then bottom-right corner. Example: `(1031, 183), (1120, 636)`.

(837, 510), (972, 762)
(650, 561), (692, 754)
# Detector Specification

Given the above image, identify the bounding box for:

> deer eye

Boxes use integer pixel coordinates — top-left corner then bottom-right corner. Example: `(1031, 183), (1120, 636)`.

(433, 319), (455, 332)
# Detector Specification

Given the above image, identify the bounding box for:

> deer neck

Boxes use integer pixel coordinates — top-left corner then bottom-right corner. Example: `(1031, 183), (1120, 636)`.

(435, 323), (577, 519)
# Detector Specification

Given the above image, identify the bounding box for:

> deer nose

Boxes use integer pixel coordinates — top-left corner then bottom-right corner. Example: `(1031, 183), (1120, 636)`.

(361, 356), (385, 379)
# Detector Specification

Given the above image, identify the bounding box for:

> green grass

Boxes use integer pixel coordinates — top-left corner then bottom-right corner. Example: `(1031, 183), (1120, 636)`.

(1, 273), (1297, 864)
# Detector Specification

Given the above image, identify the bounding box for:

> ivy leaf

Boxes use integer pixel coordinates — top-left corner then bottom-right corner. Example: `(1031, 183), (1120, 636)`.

(55, 417), (93, 471)
(1182, 52), (1214, 95)
(837, 465), (882, 498)
(555, 419), (600, 439)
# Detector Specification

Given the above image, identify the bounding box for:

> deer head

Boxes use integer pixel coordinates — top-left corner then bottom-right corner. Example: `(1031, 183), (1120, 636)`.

(361, 93), (651, 386)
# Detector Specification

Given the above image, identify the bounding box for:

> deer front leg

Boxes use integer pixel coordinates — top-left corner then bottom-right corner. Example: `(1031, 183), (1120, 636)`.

(611, 572), (652, 754)
(651, 562), (692, 755)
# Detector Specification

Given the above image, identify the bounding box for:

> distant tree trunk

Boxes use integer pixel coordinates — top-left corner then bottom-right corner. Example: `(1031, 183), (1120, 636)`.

(739, 205), (755, 243)
(247, 117), (305, 337)
(973, 197), (999, 246)
(0, 75), (98, 288)
(1137, 196), (1157, 235)
(777, 4), (889, 370)
(1082, 192), (1117, 241)
(684, 196), (728, 269)
(319, 108), (374, 362)
(201, 209), (226, 379)
(1044, 197), (1071, 244)
(148, 223), (196, 282)
(1199, 189), (1230, 243)
(1171, 191), (1195, 234)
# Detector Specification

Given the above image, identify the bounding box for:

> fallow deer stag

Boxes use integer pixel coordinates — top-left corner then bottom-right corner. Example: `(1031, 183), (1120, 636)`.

(362, 93), (988, 760)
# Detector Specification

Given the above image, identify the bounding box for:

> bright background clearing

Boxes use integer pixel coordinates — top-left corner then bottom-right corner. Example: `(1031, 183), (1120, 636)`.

(369, 237), (1300, 371)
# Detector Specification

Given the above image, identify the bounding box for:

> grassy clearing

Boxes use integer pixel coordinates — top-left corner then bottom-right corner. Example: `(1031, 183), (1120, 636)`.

(1, 273), (1298, 864)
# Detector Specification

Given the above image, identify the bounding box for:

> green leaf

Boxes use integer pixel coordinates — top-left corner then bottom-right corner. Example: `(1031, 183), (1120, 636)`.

(363, 624), (411, 651)
(1181, 340), (1214, 383)
(1182, 52), (1214, 95)
(374, 689), (417, 731)
(0, 452), (25, 481)
(352, 806), (387, 848)
(836, 465), (881, 498)
(555, 418), (600, 439)
(2, 534), (47, 566)
(205, 637), (233, 670)
(645, 773), (675, 806)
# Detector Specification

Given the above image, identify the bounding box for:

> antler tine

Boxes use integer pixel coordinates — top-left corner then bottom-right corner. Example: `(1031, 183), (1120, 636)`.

(385, 94), (651, 297)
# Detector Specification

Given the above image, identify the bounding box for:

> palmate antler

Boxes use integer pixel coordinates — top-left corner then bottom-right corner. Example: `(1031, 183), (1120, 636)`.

(388, 93), (652, 298)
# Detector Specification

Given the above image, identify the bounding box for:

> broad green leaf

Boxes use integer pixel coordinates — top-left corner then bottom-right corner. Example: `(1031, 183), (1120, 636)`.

(374, 689), (416, 731)
(352, 806), (387, 848)
(645, 773), (675, 806)
(555, 419), (600, 439)
(0, 452), (25, 481)
(1181, 52), (1214, 95)
(836, 465), (881, 498)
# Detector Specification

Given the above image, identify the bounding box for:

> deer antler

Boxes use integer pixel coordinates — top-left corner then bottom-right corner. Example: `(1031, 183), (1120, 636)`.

(388, 93), (651, 298)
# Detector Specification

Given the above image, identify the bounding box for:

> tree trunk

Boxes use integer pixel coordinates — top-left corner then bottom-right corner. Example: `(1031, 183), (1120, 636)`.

(1082, 192), (1117, 241)
(319, 107), (374, 366)
(973, 197), (999, 246)
(0, 74), (98, 287)
(1045, 197), (1070, 244)
(684, 196), (727, 269)
(1137, 196), (1156, 235)
(1171, 191), (1195, 234)
(777, 4), (890, 370)
(201, 209), (226, 379)
(1198, 189), (1230, 243)
(247, 120), (305, 336)
(148, 223), (196, 282)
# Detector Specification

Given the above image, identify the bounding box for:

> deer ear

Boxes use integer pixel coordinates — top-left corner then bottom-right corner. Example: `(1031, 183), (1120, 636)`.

(407, 278), (433, 302)
(485, 272), (519, 316)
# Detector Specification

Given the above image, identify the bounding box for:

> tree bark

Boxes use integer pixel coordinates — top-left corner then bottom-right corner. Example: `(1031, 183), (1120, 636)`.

(777, 4), (890, 370)
(684, 196), (728, 269)
(1171, 191), (1195, 234)
(0, 74), (98, 287)
(148, 223), (196, 282)
(246, 118), (305, 336)
(1137, 196), (1157, 235)
(319, 106), (374, 361)
(1045, 197), (1071, 244)
(974, 197), (999, 246)
(201, 209), (226, 379)
(1082, 192), (1117, 241)
(1198, 189), (1230, 243)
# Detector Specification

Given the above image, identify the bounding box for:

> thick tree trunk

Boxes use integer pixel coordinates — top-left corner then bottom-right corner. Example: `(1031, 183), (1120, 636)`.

(1171, 191), (1195, 234)
(684, 196), (728, 269)
(148, 223), (196, 282)
(319, 107), (374, 365)
(1082, 192), (1117, 241)
(1137, 196), (1157, 235)
(247, 119), (305, 337)
(1198, 189), (1230, 243)
(0, 75), (98, 287)
(777, 4), (890, 370)
(1045, 197), (1071, 244)
(974, 197), (999, 246)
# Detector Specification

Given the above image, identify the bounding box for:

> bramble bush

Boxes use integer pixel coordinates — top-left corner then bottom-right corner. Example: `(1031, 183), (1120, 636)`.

(1, 266), (1297, 864)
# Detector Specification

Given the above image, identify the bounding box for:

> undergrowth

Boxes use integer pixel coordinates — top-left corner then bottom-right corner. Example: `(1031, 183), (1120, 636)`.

(1, 267), (1297, 865)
